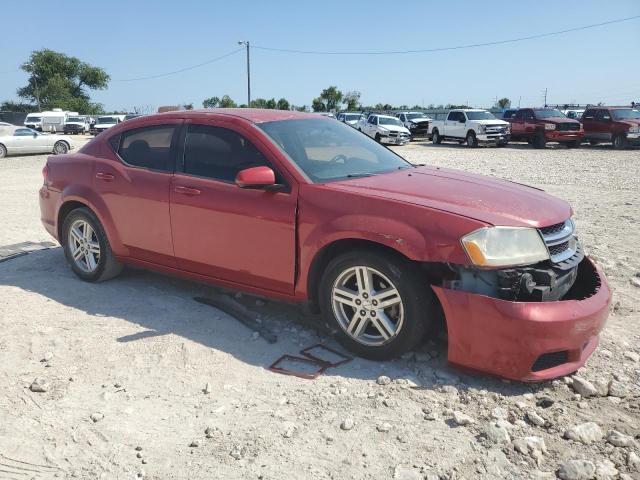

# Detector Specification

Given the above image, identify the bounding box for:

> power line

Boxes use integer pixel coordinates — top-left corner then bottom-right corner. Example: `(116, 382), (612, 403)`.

(253, 15), (640, 55)
(112, 48), (244, 82)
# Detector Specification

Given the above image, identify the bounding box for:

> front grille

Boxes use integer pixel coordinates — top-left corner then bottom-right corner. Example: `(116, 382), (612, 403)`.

(556, 122), (580, 131)
(538, 219), (583, 267)
(548, 241), (569, 256)
(531, 351), (569, 372)
(540, 222), (566, 236)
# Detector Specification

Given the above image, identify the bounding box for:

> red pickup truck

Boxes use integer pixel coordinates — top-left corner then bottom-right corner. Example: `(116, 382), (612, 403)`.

(503, 108), (583, 148)
(581, 106), (640, 149)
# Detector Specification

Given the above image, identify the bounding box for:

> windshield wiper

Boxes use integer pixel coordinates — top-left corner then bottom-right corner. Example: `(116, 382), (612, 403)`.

(345, 172), (376, 178)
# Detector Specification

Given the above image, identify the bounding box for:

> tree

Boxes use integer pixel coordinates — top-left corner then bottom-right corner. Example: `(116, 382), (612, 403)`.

(183, 103), (194, 110)
(319, 86), (343, 111)
(17, 49), (109, 114)
(203, 96), (221, 108)
(265, 98), (277, 109)
(312, 97), (326, 112)
(294, 105), (308, 112)
(276, 98), (290, 110)
(497, 97), (511, 109)
(219, 95), (237, 108)
(343, 90), (361, 111)
(1, 100), (38, 112)
(249, 98), (268, 108)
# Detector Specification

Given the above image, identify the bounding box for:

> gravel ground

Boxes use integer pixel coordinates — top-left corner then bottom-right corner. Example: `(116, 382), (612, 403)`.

(0, 138), (638, 480)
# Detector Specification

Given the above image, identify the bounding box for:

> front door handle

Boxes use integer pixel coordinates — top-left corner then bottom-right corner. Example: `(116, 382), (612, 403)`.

(96, 172), (115, 181)
(174, 185), (201, 196)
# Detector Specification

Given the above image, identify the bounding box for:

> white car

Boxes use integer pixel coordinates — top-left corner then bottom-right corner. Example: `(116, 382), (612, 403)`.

(92, 115), (125, 135)
(429, 109), (510, 147)
(0, 126), (74, 158)
(358, 114), (410, 145)
(395, 111), (432, 139)
(336, 112), (363, 127)
(561, 109), (585, 120)
(24, 113), (43, 131)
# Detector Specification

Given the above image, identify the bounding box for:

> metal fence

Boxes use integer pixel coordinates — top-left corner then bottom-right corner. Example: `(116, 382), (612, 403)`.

(0, 111), (28, 126)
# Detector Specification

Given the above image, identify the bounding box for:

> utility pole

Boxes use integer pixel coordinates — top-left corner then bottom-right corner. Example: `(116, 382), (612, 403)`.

(238, 41), (251, 106)
(543, 88), (548, 107)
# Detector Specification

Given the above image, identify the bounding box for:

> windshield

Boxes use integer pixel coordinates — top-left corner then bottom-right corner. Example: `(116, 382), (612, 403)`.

(465, 111), (496, 120)
(97, 117), (117, 124)
(406, 113), (427, 120)
(534, 109), (565, 118)
(378, 117), (403, 127)
(67, 116), (84, 122)
(344, 114), (362, 121)
(26, 116), (42, 122)
(611, 109), (640, 120)
(259, 118), (412, 183)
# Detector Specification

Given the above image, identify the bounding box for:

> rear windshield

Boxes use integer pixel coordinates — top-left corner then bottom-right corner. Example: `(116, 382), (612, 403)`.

(534, 109), (565, 118)
(67, 116), (84, 122)
(98, 117), (118, 124)
(611, 109), (640, 120)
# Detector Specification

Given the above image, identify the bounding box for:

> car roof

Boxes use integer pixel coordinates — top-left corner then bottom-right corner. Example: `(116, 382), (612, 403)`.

(375, 114), (398, 119)
(165, 109), (324, 123)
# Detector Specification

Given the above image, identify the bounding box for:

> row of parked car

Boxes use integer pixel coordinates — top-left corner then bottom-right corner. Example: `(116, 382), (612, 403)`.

(335, 105), (640, 149)
(23, 110), (141, 135)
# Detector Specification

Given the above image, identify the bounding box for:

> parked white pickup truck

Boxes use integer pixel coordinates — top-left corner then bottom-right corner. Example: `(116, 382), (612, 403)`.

(358, 114), (411, 145)
(429, 109), (510, 147)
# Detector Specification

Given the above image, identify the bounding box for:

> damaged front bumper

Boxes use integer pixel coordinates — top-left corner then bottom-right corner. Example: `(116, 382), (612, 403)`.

(432, 257), (610, 381)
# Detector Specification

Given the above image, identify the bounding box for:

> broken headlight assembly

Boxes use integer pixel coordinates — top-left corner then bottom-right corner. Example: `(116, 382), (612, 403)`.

(461, 226), (549, 268)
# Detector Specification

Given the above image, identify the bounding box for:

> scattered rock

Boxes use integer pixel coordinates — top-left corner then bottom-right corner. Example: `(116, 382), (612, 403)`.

(41, 351), (54, 362)
(136, 452), (142, 459)
(29, 378), (49, 393)
(483, 423), (511, 445)
(135, 446), (142, 451)
(90, 412), (104, 423)
(189, 440), (200, 448)
(282, 423), (296, 438)
(451, 411), (474, 426)
(204, 427), (216, 439)
(512, 436), (547, 464)
(423, 410), (438, 421)
(490, 406), (508, 420)
(229, 445), (246, 460)
(623, 351), (639, 362)
(627, 451), (640, 470)
(393, 465), (421, 480)
(630, 277), (640, 288)
(608, 380), (629, 398)
(376, 422), (391, 432)
(593, 377), (611, 397)
(441, 385), (458, 395)
(595, 460), (618, 479)
(536, 397), (554, 409)
(607, 430), (635, 448)
(203, 383), (212, 394)
(526, 411), (546, 427)
(340, 418), (354, 431)
(114, 382), (122, 389)
(376, 375), (391, 386)
(571, 376), (597, 398)
(564, 422), (603, 445)
(557, 459), (596, 480)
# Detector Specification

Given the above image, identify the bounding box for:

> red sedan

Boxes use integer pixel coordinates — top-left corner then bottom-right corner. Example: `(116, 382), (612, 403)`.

(39, 109), (610, 381)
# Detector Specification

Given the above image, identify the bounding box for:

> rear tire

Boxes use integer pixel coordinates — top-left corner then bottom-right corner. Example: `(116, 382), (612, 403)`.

(0, 144), (6, 158)
(62, 207), (123, 283)
(53, 141), (69, 155)
(533, 131), (547, 149)
(319, 250), (434, 360)
(612, 134), (627, 150)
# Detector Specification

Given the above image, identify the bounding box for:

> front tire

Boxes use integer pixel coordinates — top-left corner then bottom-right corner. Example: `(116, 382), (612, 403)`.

(319, 250), (434, 360)
(53, 141), (69, 155)
(0, 144), (6, 158)
(62, 208), (123, 283)
(612, 134), (627, 150)
(466, 131), (478, 148)
(533, 131), (547, 149)
(432, 129), (442, 144)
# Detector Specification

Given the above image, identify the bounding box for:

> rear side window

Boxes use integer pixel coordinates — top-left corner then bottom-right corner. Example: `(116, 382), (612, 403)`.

(118, 125), (177, 172)
(582, 109), (596, 120)
(182, 124), (271, 182)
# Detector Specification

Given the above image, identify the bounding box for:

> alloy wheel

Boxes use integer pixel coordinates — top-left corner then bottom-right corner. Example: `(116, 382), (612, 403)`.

(54, 142), (68, 154)
(331, 266), (404, 346)
(68, 219), (101, 273)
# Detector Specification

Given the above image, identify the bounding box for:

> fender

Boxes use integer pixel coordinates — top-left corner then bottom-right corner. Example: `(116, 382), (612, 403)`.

(59, 185), (129, 257)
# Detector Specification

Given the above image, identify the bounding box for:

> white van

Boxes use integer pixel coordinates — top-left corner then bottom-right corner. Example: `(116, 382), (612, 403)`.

(92, 115), (125, 135)
(40, 109), (80, 133)
(24, 113), (43, 131)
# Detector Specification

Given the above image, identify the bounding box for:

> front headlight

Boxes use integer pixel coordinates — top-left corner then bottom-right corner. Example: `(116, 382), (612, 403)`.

(461, 227), (549, 268)
(544, 123), (556, 131)
(478, 125), (486, 133)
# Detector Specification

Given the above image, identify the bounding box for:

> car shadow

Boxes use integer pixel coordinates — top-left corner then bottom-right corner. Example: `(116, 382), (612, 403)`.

(0, 247), (546, 396)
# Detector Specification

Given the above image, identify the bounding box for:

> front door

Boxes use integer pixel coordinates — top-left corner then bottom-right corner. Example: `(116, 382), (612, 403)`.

(170, 122), (297, 294)
(93, 121), (182, 266)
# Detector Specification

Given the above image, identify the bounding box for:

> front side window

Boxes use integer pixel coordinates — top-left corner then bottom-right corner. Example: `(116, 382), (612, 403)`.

(259, 118), (411, 183)
(447, 112), (458, 122)
(118, 125), (176, 171)
(182, 124), (270, 182)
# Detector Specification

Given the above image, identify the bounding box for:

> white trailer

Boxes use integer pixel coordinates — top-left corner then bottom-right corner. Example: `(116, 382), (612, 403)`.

(40, 109), (79, 133)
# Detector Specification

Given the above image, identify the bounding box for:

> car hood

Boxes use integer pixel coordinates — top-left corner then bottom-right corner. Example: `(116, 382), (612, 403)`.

(615, 119), (640, 128)
(408, 118), (431, 124)
(471, 119), (510, 126)
(381, 126), (410, 134)
(327, 166), (571, 227)
(538, 117), (580, 125)
(95, 123), (116, 128)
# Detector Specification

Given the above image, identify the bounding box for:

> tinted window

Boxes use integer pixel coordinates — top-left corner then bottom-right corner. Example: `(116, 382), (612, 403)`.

(447, 112), (458, 121)
(118, 125), (176, 171)
(582, 109), (596, 120)
(595, 110), (611, 121)
(522, 110), (534, 120)
(15, 128), (35, 136)
(183, 124), (270, 182)
(514, 111), (524, 120)
(533, 109), (565, 118)
(466, 111), (495, 120)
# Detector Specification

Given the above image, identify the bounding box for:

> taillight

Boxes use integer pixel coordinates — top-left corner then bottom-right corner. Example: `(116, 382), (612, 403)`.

(42, 163), (49, 185)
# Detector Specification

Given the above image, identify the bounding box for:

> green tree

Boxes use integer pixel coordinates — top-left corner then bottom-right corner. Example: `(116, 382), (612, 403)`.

(319, 86), (343, 111)
(249, 98), (268, 108)
(219, 95), (237, 108)
(183, 103), (194, 110)
(343, 90), (361, 111)
(497, 97), (511, 109)
(276, 98), (290, 110)
(265, 98), (277, 109)
(17, 49), (108, 114)
(312, 97), (326, 112)
(203, 96), (221, 108)
(294, 105), (308, 112)
(1, 100), (38, 112)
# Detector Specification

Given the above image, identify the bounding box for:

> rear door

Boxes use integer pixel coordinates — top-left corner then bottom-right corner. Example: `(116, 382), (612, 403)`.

(94, 120), (182, 266)
(581, 109), (597, 140)
(510, 110), (525, 138)
(522, 109), (536, 138)
(169, 121), (297, 293)
(593, 109), (613, 141)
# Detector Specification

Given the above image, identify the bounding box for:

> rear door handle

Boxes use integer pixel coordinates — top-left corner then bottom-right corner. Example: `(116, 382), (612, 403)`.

(96, 172), (114, 181)
(174, 185), (201, 196)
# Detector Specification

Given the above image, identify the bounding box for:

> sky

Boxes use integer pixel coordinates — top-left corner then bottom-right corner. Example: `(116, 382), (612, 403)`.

(1, 0), (639, 112)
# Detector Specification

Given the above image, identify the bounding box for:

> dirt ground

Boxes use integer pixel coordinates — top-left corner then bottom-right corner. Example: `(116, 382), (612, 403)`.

(0, 136), (638, 480)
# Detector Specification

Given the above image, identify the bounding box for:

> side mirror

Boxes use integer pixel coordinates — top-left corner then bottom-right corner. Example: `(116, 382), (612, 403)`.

(459, 118), (466, 123)
(235, 166), (282, 190)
